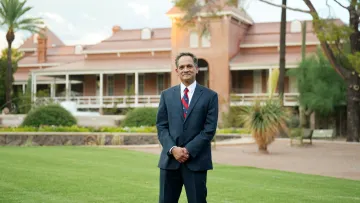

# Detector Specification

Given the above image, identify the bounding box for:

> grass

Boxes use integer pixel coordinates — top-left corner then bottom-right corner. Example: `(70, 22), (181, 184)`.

(0, 147), (359, 203)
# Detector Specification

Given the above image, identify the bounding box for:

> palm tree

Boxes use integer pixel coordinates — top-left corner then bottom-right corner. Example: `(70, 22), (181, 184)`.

(0, 0), (43, 110)
(240, 68), (291, 154)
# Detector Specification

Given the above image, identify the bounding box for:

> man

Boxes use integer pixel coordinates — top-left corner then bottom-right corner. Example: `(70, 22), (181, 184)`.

(156, 52), (219, 203)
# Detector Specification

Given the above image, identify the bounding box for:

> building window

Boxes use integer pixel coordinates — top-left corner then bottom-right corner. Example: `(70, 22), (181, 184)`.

(157, 73), (165, 94)
(139, 74), (144, 95)
(190, 31), (199, 48)
(141, 28), (152, 40)
(107, 75), (114, 96)
(125, 74), (134, 94)
(201, 29), (211, 47)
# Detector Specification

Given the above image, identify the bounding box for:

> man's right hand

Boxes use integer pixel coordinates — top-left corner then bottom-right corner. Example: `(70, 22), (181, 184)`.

(171, 147), (189, 163)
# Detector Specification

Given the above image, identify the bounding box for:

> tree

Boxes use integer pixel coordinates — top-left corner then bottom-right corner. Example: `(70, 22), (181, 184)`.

(0, 48), (22, 109)
(0, 0), (43, 110)
(172, 0), (360, 142)
(287, 47), (346, 121)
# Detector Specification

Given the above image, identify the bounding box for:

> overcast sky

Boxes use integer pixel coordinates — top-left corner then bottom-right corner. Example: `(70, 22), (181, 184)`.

(0, 0), (349, 50)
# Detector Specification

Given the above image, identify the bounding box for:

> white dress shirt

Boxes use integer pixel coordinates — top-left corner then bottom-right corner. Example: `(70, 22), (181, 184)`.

(169, 80), (197, 154)
(180, 80), (197, 105)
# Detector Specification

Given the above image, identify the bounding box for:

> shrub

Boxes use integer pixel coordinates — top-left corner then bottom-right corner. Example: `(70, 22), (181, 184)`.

(21, 104), (77, 127)
(121, 107), (157, 127)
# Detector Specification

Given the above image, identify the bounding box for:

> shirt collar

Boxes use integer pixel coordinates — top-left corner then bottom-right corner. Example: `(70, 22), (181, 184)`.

(181, 80), (197, 93)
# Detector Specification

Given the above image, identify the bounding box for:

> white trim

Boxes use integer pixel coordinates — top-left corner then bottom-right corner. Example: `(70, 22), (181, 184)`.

(32, 68), (171, 76)
(18, 48), (36, 52)
(82, 48), (171, 54)
(13, 80), (82, 85)
(167, 11), (254, 25)
(18, 63), (61, 68)
(230, 64), (298, 70)
(240, 41), (320, 48)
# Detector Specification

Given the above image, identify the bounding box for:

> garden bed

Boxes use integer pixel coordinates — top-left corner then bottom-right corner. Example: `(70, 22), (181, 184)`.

(0, 132), (243, 146)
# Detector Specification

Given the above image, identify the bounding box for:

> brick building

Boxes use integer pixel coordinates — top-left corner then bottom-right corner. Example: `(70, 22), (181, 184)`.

(14, 3), (341, 117)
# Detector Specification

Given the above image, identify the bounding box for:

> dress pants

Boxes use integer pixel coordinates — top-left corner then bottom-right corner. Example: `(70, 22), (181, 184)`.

(159, 164), (207, 203)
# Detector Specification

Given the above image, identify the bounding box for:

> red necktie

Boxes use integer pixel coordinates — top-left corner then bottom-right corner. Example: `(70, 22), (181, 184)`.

(181, 88), (189, 118)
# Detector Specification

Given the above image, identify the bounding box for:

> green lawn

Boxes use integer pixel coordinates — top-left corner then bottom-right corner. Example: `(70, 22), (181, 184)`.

(0, 147), (359, 203)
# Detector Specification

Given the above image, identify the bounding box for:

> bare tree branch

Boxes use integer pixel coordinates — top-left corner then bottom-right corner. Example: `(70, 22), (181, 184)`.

(333, 0), (349, 9)
(303, 0), (348, 79)
(258, 0), (311, 13)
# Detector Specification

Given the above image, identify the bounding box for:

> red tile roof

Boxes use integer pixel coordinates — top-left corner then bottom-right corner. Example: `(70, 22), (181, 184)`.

(84, 28), (171, 53)
(33, 57), (171, 73)
(18, 55), (84, 66)
(230, 52), (304, 67)
(18, 27), (65, 50)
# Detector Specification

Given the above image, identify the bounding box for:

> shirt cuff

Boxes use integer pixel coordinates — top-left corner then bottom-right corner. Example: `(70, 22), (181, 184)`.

(169, 146), (176, 154)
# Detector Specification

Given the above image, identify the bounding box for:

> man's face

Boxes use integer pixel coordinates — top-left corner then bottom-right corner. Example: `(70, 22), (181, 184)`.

(176, 55), (199, 84)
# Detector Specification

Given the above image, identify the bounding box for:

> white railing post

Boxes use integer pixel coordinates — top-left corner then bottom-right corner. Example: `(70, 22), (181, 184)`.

(99, 73), (103, 107)
(135, 72), (139, 105)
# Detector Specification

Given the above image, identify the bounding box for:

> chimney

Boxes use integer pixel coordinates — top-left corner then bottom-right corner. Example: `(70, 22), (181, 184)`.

(112, 25), (121, 34)
(37, 33), (47, 63)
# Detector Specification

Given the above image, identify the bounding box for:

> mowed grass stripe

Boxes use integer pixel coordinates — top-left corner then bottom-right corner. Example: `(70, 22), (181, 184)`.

(0, 146), (359, 203)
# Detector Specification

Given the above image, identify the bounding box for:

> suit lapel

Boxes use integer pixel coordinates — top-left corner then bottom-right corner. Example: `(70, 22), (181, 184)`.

(172, 85), (184, 122)
(184, 85), (203, 123)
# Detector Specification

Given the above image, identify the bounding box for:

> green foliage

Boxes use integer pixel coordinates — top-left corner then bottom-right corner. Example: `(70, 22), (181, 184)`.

(121, 108), (158, 127)
(287, 48), (346, 116)
(0, 50), (19, 108)
(240, 98), (291, 152)
(0, 0), (44, 34)
(222, 106), (245, 128)
(21, 104), (77, 127)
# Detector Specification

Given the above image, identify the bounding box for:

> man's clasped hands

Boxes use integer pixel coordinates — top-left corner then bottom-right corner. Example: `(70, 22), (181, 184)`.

(172, 147), (190, 163)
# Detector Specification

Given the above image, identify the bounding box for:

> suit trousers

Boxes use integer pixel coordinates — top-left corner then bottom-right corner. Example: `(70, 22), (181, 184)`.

(159, 164), (207, 203)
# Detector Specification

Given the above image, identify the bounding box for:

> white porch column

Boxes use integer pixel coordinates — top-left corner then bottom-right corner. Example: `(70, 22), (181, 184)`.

(65, 74), (69, 101)
(135, 72), (139, 105)
(99, 73), (103, 106)
(50, 83), (55, 98)
(32, 73), (37, 102)
(22, 84), (26, 94)
(268, 68), (273, 95)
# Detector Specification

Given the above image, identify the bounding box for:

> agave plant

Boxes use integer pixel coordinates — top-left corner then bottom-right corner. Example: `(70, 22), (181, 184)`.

(240, 68), (291, 154)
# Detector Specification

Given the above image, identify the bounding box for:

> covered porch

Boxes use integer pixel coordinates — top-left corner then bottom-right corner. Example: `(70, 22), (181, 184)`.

(31, 58), (172, 109)
(230, 52), (301, 106)
(31, 57), (210, 109)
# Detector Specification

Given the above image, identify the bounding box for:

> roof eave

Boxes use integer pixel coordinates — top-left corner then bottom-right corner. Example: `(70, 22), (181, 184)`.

(82, 48), (172, 54)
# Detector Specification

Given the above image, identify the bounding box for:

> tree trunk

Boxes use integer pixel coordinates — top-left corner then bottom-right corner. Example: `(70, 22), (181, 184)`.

(346, 73), (360, 142)
(5, 32), (14, 111)
(6, 45), (12, 110)
(277, 0), (286, 103)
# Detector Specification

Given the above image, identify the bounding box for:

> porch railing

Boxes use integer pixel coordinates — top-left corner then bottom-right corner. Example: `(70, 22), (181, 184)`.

(230, 93), (299, 106)
(35, 93), (300, 108)
(35, 95), (161, 108)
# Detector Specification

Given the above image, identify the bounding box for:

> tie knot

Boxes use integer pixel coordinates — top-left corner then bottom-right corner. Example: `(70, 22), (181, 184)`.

(184, 88), (189, 93)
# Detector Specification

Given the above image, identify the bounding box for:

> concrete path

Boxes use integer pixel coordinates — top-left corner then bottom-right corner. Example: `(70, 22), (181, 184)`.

(120, 138), (360, 181)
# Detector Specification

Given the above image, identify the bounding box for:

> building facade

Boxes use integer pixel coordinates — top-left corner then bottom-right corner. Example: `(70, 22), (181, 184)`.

(15, 3), (333, 117)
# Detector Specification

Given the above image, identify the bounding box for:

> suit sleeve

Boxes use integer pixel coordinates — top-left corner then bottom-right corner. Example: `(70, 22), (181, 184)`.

(156, 91), (176, 155)
(185, 92), (218, 158)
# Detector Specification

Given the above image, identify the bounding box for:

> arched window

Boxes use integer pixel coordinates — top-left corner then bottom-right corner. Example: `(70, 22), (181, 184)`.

(189, 31), (199, 48)
(141, 28), (152, 39)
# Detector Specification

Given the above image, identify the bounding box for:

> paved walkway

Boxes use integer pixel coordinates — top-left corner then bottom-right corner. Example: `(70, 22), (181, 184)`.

(121, 138), (360, 181)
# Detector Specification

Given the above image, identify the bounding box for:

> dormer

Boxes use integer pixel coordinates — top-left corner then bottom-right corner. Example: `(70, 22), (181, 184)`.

(75, 45), (83, 54)
(290, 20), (302, 33)
(141, 28), (152, 40)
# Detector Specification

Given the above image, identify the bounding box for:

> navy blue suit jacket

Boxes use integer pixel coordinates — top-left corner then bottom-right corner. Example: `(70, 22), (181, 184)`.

(156, 83), (218, 171)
